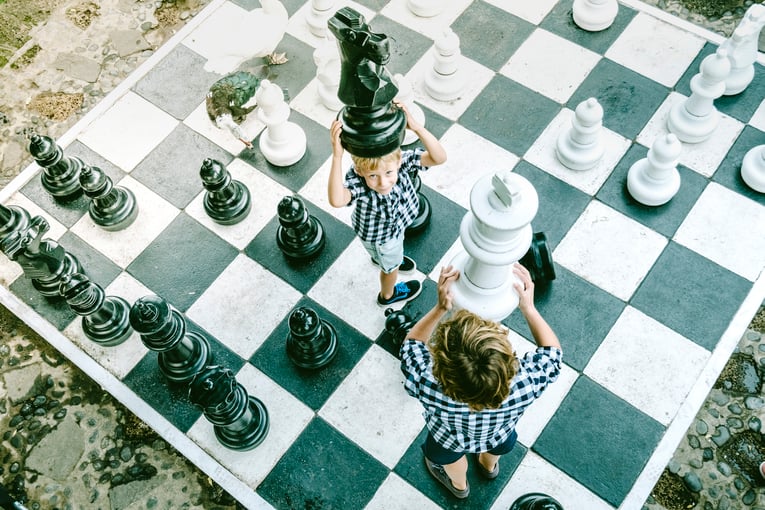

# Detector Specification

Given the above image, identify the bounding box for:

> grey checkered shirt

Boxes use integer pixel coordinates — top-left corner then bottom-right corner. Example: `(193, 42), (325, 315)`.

(400, 339), (562, 452)
(344, 148), (426, 243)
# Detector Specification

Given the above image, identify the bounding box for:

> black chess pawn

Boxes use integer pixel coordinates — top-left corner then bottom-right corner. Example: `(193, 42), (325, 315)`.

(200, 158), (251, 225)
(0, 215), (83, 298)
(384, 307), (417, 350)
(0, 203), (31, 243)
(519, 232), (556, 284)
(28, 134), (83, 200)
(60, 273), (132, 346)
(128, 295), (211, 383)
(405, 172), (431, 235)
(276, 196), (325, 261)
(285, 306), (337, 369)
(80, 165), (138, 231)
(188, 365), (269, 451)
(509, 493), (563, 510)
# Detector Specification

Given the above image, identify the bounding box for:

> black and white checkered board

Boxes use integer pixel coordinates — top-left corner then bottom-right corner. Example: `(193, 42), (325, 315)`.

(1, 0), (765, 508)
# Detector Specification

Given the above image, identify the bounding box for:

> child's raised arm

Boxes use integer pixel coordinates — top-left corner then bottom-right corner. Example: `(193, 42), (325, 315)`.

(328, 120), (352, 207)
(398, 102), (447, 168)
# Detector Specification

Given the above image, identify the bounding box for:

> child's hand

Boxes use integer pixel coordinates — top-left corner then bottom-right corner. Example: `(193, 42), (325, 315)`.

(395, 100), (423, 133)
(437, 265), (460, 311)
(512, 263), (535, 313)
(330, 120), (344, 158)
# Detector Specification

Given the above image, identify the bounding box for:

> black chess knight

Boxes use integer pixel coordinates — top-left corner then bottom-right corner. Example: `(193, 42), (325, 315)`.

(328, 7), (406, 157)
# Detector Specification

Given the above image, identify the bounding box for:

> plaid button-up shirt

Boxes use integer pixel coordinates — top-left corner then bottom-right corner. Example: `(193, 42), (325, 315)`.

(344, 148), (426, 243)
(401, 339), (562, 452)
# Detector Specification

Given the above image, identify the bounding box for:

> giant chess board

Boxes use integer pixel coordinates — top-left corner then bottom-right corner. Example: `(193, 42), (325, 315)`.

(1, 0), (765, 508)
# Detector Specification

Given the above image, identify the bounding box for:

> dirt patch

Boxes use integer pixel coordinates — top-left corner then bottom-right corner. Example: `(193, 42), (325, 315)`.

(718, 430), (765, 486)
(27, 91), (84, 121)
(0, 0), (65, 67)
(751, 306), (765, 334)
(677, 0), (751, 18)
(650, 469), (699, 510)
(713, 352), (762, 395)
(65, 0), (100, 30)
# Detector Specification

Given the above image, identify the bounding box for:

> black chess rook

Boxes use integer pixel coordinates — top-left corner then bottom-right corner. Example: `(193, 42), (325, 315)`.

(80, 165), (138, 231)
(129, 295), (212, 383)
(276, 195), (325, 260)
(60, 273), (132, 346)
(285, 306), (337, 369)
(200, 158), (251, 225)
(28, 134), (83, 200)
(188, 365), (269, 451)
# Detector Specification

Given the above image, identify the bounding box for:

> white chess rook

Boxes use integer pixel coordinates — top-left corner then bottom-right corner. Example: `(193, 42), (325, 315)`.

(314, 39), (343, 111)
(256, 79), (307, 166)
(556, 97), (605, 171)
(406, 0), (443, 18)
(424, 28), (466, 102)
(722, 4), (765, 95)
(306, 0), (335, 38)
(741, 144), (765, 193)
(450, 172), (539, 321)
(572, 0), (618, 32)
(667, 47), (730, 143)
(393, 73), (426, 145)
(627, 133), (683, 206)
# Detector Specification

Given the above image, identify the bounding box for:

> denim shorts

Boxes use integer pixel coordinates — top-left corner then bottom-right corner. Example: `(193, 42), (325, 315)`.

(422, 429), (519, 465)
(361, 233), (405, 274)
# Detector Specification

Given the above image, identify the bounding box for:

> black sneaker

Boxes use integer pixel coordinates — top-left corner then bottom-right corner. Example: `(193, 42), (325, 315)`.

(425, 458), (470, 499)
(377, 280), (421, 306)
(371, 256), (416, 274)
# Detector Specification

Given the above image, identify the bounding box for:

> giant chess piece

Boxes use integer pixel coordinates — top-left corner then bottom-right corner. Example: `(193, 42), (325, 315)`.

(741, 144), (765, 193)
(556, 97), (605, 171)
(189, 365), (269, 451)
(509, 493), (564, 510)
(200, 158), (251, 225)
(627, 133), (683, 206)
(667, 47), (730, 143)
(449, 172), (541, 321)
(328, 7), (406, 157)
(0, 203), (31, 243)
(285, 306), (337, 369)
(384, 307), (416, 349)
(256, 79), (307, 166)
(129, 295), (211, 383)
(0, 215), (82, 298)
(722, 4), (765, 96)
(393, 73), (426, 145)
(276, 195), (325, 260)
(60, 273), (132, 346)
(572, 0), (618, 32)
(79, 165), (138, 231)
(405, 172), (431, 235)
(28, 134), (83, 200)
(406, 0), (443, 18)
(313, 38), (343, 112)
(519, 232), (556, 284)
(424, 28), (467, 102)
(306, 0), (335, 38)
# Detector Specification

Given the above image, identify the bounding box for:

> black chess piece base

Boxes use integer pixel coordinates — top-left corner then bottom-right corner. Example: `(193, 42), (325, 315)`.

(215, 395), (270, 451)
(158, 330), (211, 383)
(82, 296), (133, 347)
(509, 493), (564, 510)
(519, 232), (555, 283)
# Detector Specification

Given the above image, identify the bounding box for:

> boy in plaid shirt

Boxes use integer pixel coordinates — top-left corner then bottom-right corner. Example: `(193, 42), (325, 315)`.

(328, 104), (447, 305)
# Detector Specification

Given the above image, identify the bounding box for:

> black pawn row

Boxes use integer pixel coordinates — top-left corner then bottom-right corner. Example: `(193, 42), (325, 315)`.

(60, 273), (132, 346)
(80, 165), (138, 231)
(276, 196), (325, 261)
(285, 306), (337, 369)
(29, 134), (83, 200)
(188, 365), (269, 451)
(200, 159), (251, 225)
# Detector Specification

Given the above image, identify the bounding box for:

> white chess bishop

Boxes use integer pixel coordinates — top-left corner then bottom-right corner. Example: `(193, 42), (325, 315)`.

(314, 38), (343, 112)
(449, 172), (539, 321)
(627, 133), (683, 206)
(256, 79), (307, 166)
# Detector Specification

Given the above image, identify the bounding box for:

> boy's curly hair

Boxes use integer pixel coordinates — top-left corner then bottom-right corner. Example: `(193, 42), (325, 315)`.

(351, 148), (402, 175)
(429, 309), (519, 412)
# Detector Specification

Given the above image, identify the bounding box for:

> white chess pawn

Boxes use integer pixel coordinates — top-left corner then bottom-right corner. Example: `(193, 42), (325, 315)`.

(627, 133), (683, 206)
(741, 144), (765, 193)
(667, 47), (730, 143)
(424, 28), (466, 102)
(721, 5), (765, 96)
(556, 97), (605, 171)
(572, 0), (618, 32)
(313, 39), (343, 111)
(256, 79), (307, 166)
(393, 73), (425, 145)
(306, 0), (335, 38)
(406, 0), (443, 18)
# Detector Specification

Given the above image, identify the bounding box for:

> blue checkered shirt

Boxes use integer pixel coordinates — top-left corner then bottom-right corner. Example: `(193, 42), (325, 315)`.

(400, 339), (562, 452)
(344, 148), (426, 243)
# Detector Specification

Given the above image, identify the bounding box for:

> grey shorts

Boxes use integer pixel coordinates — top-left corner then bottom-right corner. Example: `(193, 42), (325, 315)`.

(361, 234), (405, 274)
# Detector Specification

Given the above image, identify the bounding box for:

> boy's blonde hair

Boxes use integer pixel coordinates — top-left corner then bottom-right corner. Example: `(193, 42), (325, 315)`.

(429, 309), (519, 412)
(351, 148), (402, 175)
